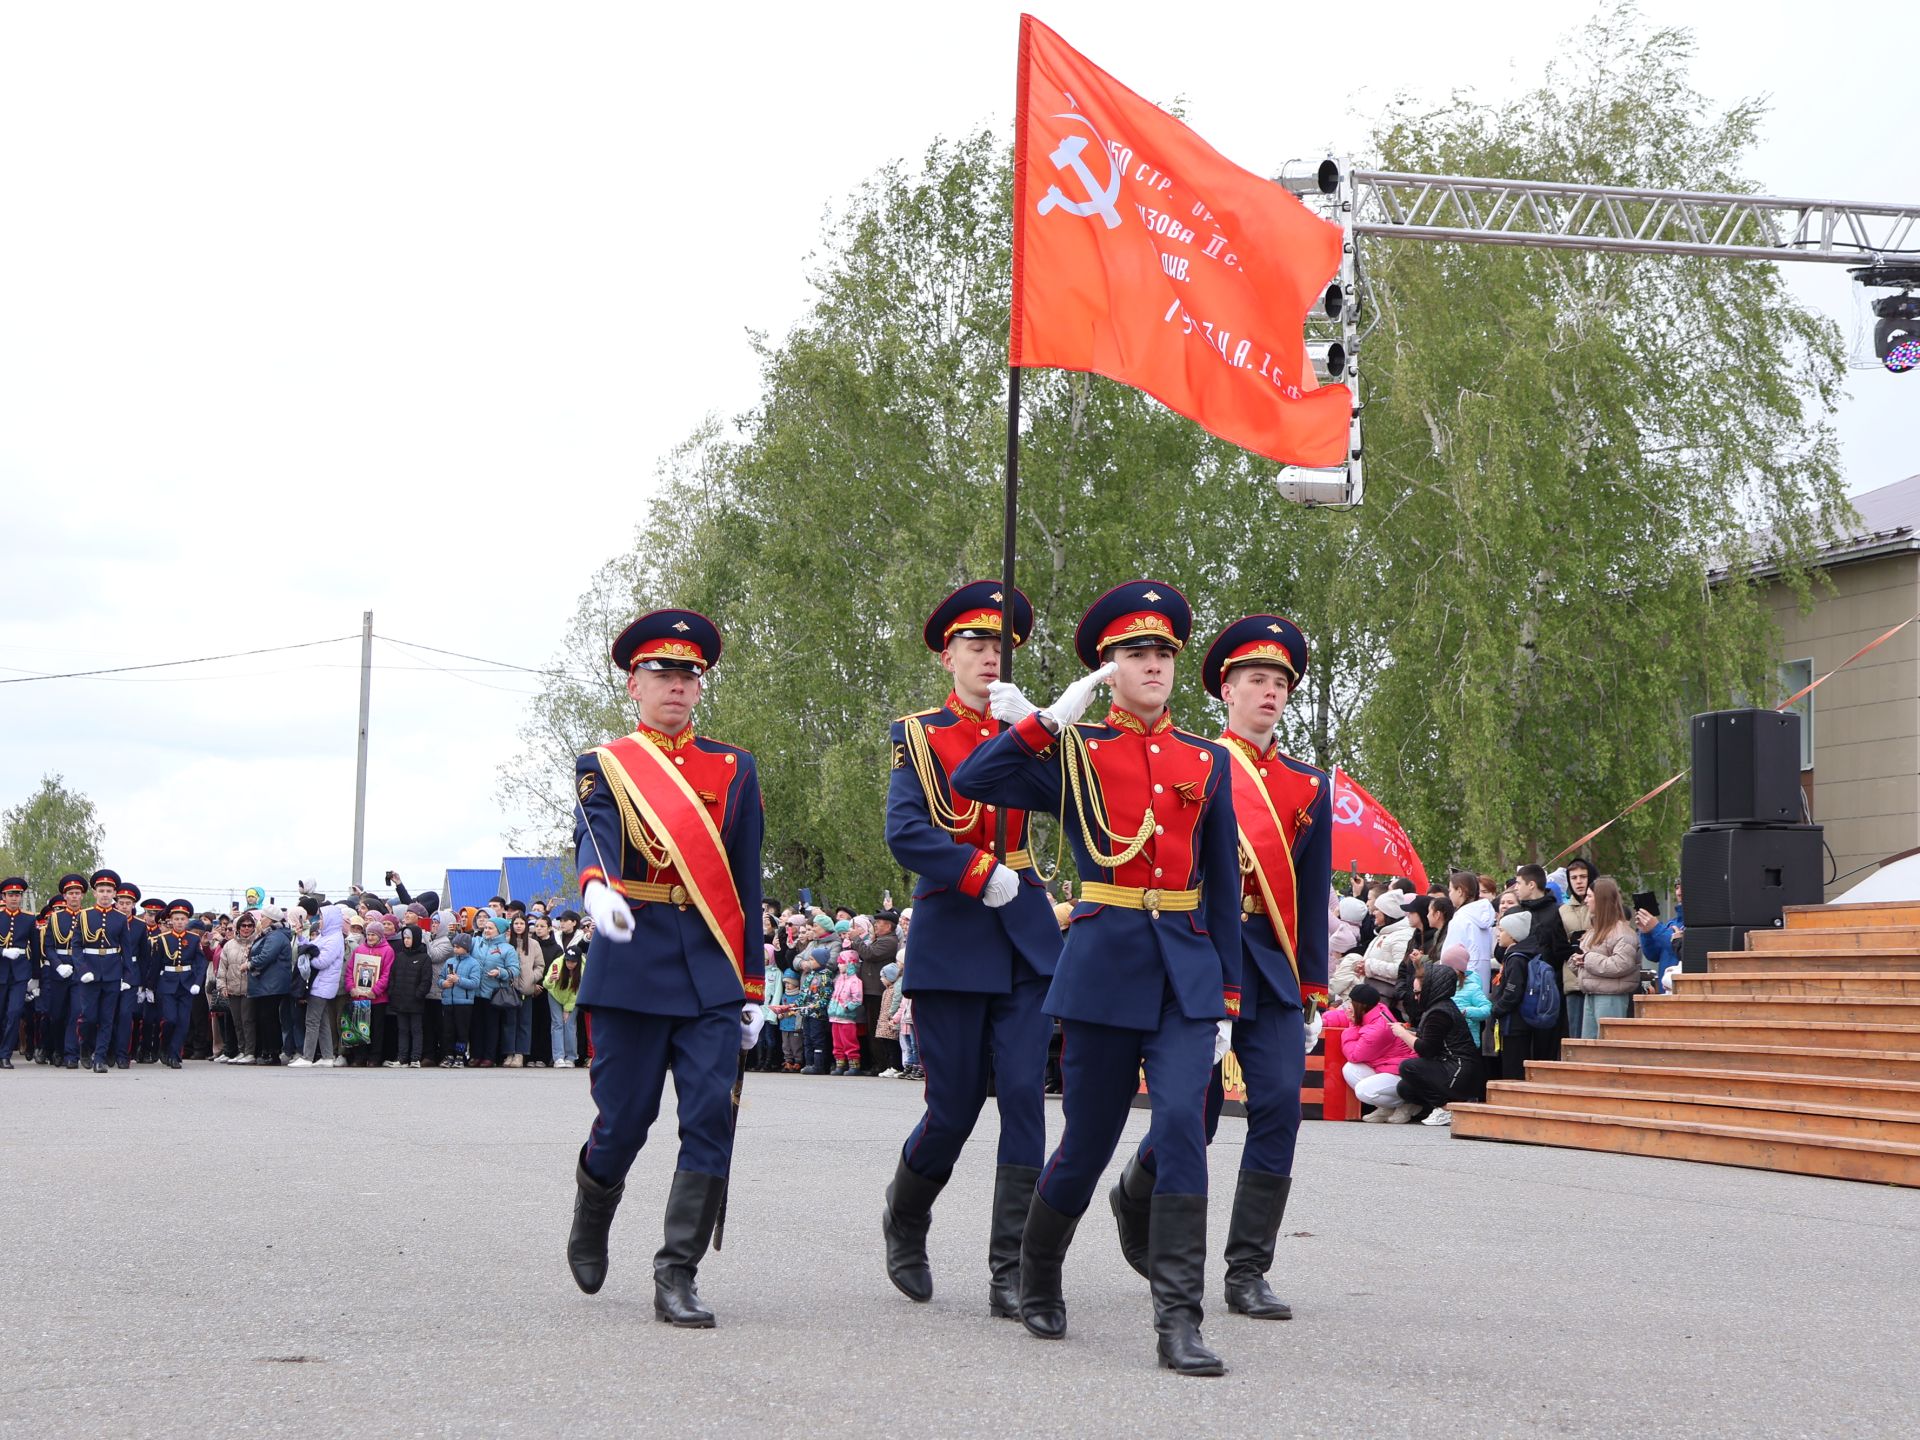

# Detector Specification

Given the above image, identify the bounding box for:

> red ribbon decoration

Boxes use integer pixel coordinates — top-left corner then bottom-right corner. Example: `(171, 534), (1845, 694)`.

(1547, 613), (1918, 865)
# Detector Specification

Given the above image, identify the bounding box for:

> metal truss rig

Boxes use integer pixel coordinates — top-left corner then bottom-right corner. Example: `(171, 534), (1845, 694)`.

(1349, 169), (1920, 265)
(1279, 166), (1920, 507)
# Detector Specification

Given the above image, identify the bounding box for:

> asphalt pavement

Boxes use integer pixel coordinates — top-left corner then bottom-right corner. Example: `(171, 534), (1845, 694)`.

(2, 1062), (1914, 1439)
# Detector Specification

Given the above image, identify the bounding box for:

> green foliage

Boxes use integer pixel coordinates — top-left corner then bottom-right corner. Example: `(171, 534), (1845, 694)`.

(0, 774), (104, 905)
(501, 8), (1851, 905)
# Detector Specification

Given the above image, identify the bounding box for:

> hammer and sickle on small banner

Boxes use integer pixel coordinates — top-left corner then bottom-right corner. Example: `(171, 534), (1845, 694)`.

(1036, 115), (1123, 230)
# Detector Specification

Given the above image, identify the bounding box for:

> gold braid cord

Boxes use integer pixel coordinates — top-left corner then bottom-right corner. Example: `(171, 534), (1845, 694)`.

(904, 717), (982, 835)
(602, 764), (673, 870)
(1058, 725), (1156, 870)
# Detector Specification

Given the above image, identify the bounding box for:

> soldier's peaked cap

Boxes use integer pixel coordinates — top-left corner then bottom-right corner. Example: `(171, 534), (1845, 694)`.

(1074, 580), (1192, 670)
(610, 609), (722, 676)
(1202, 614), (1309, 699)
(923, 581), (1034, 652)
(89, 868), (120, 890)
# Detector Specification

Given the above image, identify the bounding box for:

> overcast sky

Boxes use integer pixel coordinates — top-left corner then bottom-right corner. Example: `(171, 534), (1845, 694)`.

(3, 2), (1914, 907)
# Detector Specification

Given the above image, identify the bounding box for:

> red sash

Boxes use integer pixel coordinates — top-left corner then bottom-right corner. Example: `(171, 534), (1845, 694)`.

(1225, 745), (1299, 977)
(595, 734), (748, 987)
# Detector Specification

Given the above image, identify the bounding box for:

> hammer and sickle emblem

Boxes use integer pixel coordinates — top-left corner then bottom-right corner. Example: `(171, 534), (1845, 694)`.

(1036, 117), (1123, 231)
(1332, 789), (1365, 826)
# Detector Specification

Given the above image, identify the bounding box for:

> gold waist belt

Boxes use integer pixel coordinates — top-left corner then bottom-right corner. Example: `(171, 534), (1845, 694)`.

(1242, 892), (1268, 916)
(1079, 882), (1201, 915)
(616, 879), (691, 906)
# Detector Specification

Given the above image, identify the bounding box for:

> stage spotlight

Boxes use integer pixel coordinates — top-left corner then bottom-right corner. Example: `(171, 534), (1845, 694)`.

(1874, 293), (1920, 374)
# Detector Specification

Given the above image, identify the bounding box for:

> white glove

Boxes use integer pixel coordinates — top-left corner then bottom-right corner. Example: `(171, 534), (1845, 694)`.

(583, 881), (635, 943)
(190, 985), (201, 995)
(981, 864), (1021, 908)
(739, 1002), (766, 1050)
(1214, 1018), (1233, 1064)
(80, 971), (95, 984)
(1042, 661), (1118, 731)
(26, 980), (39, 1000)
(987, 681), (1039, 726)
(56, 963), (73, 979)
(1304, 1008), (1323, 1053)
(120, 981), (131, 992)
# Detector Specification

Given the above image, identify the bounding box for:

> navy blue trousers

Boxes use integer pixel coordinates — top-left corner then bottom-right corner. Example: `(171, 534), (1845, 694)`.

(582, 1003), (737, 1186)
(0, 974), (27, 1060)
(109, 985), (136, 1060)
(37, 972), (72, 1057)
(160, 991), (193, 1061)
(1036, 991), (1214, 1216)
(900, 967), (1051, 1182)
(1140, 971), (1306, 1179)
(66, 981), (107, 1062)
(801, 1015), (830, 1072)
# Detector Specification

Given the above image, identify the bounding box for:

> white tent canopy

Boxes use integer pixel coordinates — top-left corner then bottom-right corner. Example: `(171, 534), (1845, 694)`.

(1832, 853), (1920, 905)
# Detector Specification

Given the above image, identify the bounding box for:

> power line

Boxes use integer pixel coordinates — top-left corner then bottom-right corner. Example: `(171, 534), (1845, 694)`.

(0, 634), (360, 685)
(375, 633), (578, 678)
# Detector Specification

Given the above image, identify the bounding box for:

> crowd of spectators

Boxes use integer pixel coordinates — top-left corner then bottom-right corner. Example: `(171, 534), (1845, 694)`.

(1323, 861), (1685, 1127)
(160, 877), (593, 1070)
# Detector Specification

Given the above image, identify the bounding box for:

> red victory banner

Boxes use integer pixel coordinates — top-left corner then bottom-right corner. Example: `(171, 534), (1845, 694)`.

(1331, 767), (1429, 893)
(1010, 14), (1352, 467)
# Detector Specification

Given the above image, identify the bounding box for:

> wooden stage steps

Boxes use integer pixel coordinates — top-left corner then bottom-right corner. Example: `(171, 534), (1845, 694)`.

(1451, 900), (1920, 1186)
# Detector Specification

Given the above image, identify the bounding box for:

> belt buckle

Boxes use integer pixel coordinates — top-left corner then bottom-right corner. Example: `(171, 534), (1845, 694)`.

(1242, 893), (1258, 915)
(1140, 887), (1162, 917)
(668, 884), (689, 908)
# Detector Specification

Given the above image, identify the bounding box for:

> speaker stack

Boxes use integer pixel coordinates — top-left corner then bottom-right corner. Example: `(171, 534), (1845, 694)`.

(1679, 709), (1823, 972)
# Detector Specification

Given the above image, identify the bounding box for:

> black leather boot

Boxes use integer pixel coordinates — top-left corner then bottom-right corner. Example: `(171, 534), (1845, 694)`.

(652, 1170), (724, 1328)
(881, 1156), (946, 1302)
(1018, 1192), (1080, 1340)
(566, 1148), (625, 1296)
(1107, 1150), (1154, 1279)
(1150, 1194), (1224, 1376)
(987, 1164), (1039, 1319)
(1223, 1171), (1293, 1319)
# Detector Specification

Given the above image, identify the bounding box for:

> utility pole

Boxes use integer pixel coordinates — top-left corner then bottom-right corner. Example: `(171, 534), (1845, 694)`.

(351, 609), (372, 890)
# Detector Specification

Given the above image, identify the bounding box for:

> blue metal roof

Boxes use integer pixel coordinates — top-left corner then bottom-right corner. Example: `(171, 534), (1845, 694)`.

(500, 855), (569, 904)
(443, 868), (500, 912)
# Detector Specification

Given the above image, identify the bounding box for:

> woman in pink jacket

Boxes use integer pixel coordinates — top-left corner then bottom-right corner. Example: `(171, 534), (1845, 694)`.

(1339, 983), (1420, 1123)
(343, 917), (395, 1067)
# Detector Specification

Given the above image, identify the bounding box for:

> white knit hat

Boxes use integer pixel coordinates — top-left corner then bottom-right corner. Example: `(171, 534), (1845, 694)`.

(1375, 891), (1405, 921)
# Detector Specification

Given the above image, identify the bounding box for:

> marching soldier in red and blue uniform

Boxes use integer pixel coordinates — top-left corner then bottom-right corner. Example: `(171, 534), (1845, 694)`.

(152, 901), (207, 1068)
(0, 877), (31, 1068)
(133, 894), (167, 1063)
(35, 889), (80, 1065)
(954, 580), (1242, 1377)
(102, 881), (149, 1069)
(880, 582), (1062, 1316)
(1110, 614), (1333, 1322)
(564, 609), (766, 1330)
(64, 869), (131, 1073)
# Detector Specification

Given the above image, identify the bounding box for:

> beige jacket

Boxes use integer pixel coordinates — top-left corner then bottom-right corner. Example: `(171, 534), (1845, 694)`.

(219, 938), (252, 998)
(1578, 923), (1642, 996)
(1560, 900), (1592, 993)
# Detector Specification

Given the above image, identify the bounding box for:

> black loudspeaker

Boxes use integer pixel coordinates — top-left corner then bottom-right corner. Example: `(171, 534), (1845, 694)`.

(1681, 923), (1753, 973)
(1691, 709), (1803, 826)
(1680, 824), (1824, 928)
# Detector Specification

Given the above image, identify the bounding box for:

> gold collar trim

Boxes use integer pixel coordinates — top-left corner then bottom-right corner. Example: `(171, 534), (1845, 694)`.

(1103, 704), (1173, 736)
(633, 723), (696, 752)
(1222, 729), (1279, 762)
(944, 691), (987, 725)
